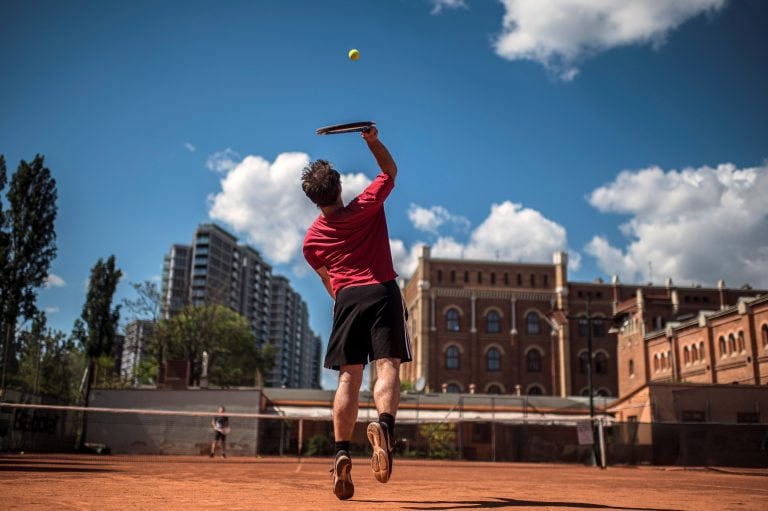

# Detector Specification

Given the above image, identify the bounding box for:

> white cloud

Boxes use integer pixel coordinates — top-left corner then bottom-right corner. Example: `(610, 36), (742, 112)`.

(431, 0), (468, 15)
(45, 307), (60, 315)
(407, 204), (470, 234)
(206, 148), (241, 173)
(585, 162), (768, 287)
(401, 201), (580, 277)
(208, 152), (370, 265)
(493, 0), (727, 80)
(45, 273), (66, 288)
(184, 142), (196, 153)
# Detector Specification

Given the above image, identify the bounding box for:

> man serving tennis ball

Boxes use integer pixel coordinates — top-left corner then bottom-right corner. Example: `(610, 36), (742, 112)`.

(302, 125), (411, 500)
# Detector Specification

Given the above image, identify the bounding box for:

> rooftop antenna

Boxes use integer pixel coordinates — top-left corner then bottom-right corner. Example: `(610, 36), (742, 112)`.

(648, 261), (653, 286)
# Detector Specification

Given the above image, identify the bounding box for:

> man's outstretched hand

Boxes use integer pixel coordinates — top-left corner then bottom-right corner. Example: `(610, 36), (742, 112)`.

(362, 125), (379, 143)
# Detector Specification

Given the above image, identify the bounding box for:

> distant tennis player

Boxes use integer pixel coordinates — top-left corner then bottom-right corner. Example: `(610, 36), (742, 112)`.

(209, 406), (229, 458)
(302, 125), (411, 500)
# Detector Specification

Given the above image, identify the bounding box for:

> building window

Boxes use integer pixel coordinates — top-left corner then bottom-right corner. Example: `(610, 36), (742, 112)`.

(762, 324), (768, 349)
(629, 359), (635, 377)
(684, 346), (690, 365)
(445, 346), (460, 369)
(593, 318), (605, 337)
(681, 410), (706, 422)
(691, 344), (698, 363)
(595, 352), (608, 374)
(578, 318), (589, 337)
(450, 270), (456, 283)
(699, 341), (705, 361)
(579, 352), (589, 374)
(530, 274), (536, 287)
(526, 312), (540, 335)
(737, 331), (745, 353)
(486, 311), (500, 333)
(728, 334), (736, 354)
(437, 270), (442, 282)
(526, 349), (542, 372)
(446, 308), (460, 332)
(516, 273), (522, 286)
(504, 273), (509, 285)
(543, 274), (549, 287)
(446, 383), (461, 393)
(478, 271), (483, 284)
(487, 348), (501, 371)
(464, 271), (469, 283)
(719, 336), (727, 357)
(737, 412), (760, 423)
(528, 385), (544, 395)
(487, 384), (503, 395)
(491, 272), (496, 285)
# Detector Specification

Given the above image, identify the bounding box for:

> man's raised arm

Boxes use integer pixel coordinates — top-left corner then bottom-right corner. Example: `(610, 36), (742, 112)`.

(362, 126), (397, 180)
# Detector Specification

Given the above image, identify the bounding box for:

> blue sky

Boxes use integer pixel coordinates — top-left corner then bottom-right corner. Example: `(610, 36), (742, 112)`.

(2, 1), (767, 388)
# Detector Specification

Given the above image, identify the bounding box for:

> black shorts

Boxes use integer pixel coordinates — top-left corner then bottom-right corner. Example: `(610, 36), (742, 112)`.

(324, 280), (412, 370)
(215, 431), (226, 441)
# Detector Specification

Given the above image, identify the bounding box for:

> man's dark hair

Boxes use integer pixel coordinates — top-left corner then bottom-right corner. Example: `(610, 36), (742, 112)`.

(302, 159), (341, 207)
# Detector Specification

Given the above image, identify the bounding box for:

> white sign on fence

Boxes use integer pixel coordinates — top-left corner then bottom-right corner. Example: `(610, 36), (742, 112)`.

(576, 420), (594, 445)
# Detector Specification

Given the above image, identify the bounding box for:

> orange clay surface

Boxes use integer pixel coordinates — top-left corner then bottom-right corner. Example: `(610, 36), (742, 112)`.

(1, 454), (767, 510)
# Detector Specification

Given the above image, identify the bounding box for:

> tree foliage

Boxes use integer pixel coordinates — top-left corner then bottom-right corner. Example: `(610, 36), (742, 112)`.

(77, 255), (123, 360)
(155, 303), (276, 388)
(0, 154), (58, 390)
(16, 312), (84, 402)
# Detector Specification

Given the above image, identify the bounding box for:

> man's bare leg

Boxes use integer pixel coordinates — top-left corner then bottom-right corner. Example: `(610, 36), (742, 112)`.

(368, 357), (400, 483)
(334, 364), (364, 441)
(331, 364), (362, 500)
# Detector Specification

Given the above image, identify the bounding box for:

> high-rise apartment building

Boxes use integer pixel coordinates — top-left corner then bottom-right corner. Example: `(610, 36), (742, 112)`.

(159, 223), (320, 388)
(269, 276), (321, 389)
(120, 319), (155, 386)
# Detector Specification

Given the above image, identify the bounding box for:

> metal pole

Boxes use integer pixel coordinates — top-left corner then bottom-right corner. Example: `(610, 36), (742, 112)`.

(298, 418), (304, 460)
(597, 417), (607, 469)
(586, 294), (597, 466)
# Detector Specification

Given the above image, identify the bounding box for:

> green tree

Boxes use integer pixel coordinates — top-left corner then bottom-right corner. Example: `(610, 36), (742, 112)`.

(156, 303), (276, 387)
(17, 312), (84, 402)
(74, 255), (123, 396)
(0, 154), (58, 392)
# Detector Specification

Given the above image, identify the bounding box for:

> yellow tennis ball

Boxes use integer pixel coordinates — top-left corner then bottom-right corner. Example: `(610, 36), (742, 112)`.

(348, 49), (360, 61)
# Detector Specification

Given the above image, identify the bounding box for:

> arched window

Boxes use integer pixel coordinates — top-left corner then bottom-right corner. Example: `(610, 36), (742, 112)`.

(446, 383), (461, 393)
(527, 349), (542, 372)
(595, 352), (608, 374)
(653, 354), (659, 372)
(719, 336), (727, 357)
(445, 346), (460, 369)
(486, 348), (501, 371)
(596, 388), (610, 397)
(530, 274), (536, 287)
(486, 311), (500, 334)
(579, 387), (590, 397)
(763, 325), (768, 349)
(526, 312), (540, 335)
(437, 270), (442, 282)
(728, 334), (736, 354)
(737, 331), (745, 352)
(578, 318), (589, 337)
(629, 359), (635, 377)
(691, 344), (698, 363)
(579, 351), (589, 374)
(699, 341), (705, 361)
(593, 318), (605, 337)
(487, 384), (503, 395)
(445, 308), (460, 332)
(528, 385), (544, 395)
(684, 346), (690, 365)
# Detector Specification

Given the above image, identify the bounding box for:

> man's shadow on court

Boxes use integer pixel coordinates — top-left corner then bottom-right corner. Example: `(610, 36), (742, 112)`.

(354, 497), (681, 511)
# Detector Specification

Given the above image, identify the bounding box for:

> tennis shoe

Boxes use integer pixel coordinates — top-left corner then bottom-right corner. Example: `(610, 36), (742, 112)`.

(330, 451), (354, 500)
(367, 422), (393, 483)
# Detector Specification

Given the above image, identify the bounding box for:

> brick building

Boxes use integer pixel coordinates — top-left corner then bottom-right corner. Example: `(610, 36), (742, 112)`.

(614, 292), (768, 398)
(401, 246), (766, 398)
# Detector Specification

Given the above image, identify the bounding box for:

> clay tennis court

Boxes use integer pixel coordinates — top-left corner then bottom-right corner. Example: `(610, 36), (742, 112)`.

(1, 454), (766, 510)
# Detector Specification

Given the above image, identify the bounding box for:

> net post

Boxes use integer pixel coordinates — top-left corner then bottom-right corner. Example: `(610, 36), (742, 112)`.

(298, 418), (304, 460)
(597, 416), (607, 469)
